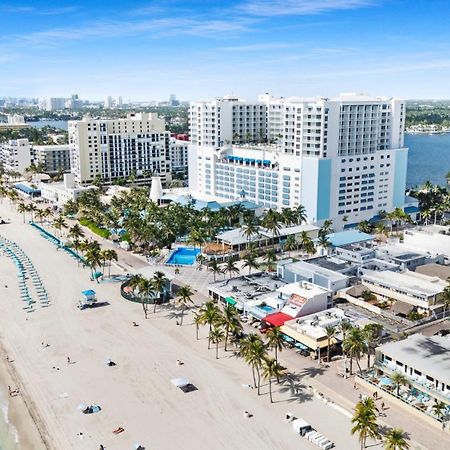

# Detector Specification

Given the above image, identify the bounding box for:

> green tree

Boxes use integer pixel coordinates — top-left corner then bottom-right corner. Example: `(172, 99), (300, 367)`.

(240, 334), (267, 394)
(265, 326), (286, 365)
(343, 327), (367, 374)
(218, 305), (242, 351)
(193, 313), (202, 340)
(261, 357), (285, 403)
(208, 259), (222, 282)
(262, 209), (281, 249)
(242, 252), (259, 274)
(432, 400), (446, 421)
(389, 371), (409, 396)
(177, 285), (194, 326)
(209, 326), (225, 359)
(138, 277), (155, 319)
(263, 248), (277, 272)
(383, 428), (410, 450)
(199, 301), (221, 349)
(324, 325), (336, 363)
(283, 234), (297, 257)
(351, 398), (380, 450)
(224, 257), (239, 279)
(151, 271), (168, 313)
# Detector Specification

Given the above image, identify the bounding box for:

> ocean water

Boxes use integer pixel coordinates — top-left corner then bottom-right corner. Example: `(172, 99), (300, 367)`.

(405, 133), (450, 188)
(0, 391), (18, 450)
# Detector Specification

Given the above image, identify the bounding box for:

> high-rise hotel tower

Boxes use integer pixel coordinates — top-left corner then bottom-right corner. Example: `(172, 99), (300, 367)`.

(188, 93), (407, 226)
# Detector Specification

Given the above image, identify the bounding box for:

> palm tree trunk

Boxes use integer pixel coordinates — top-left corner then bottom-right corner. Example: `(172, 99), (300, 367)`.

(196, 325), (199, 340)
(275, 346), (278, 364)
(180, 307), (185, 326)
(224, 326), (229, 351)
(327, 340), (330, 363)
(256, 366), (261, 395)
(269, 378), (273, 403)
(216, 342), (219, 359)
(356, 357), (363, 375)
(251, 366), (257, 388)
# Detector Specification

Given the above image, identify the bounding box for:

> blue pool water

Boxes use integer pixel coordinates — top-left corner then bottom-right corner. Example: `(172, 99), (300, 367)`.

(166, 247), (200, 265)
(258, 304), (274, 312)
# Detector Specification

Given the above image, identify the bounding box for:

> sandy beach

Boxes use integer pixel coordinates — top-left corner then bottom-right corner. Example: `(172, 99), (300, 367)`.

(0, 200), (384, 449)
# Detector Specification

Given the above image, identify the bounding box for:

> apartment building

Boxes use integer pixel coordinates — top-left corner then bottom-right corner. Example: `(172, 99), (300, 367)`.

(169, 139), (189, 174)
(32, 144), (71, 175)
(69, 113), (172, 185)
(188, 93), (408, 226)
(0, 138), (32, 173)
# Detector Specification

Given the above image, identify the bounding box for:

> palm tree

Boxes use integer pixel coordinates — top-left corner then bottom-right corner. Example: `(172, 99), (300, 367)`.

(242, 215), (260, 248)
(68, 224), (85, 241)
(432, 400), (446, 421)
(103, 249), (118, 277)
(351, 399), (380, 450)
(151, 271), (168, 313)
(217, 305), (241, 351)
(224, 257), (239, 279)
(283, 234), (297, 257)
(84, 247), (103, 282)
(280, 208), (296, 226)
(294, 204), (307, 224)
(343, 327), (367, 374)
(441, 283), (450, 318)
(318, 233), (331, 254)
(53, 215), (67, 238)
(324, 325), (336, 363)
(193, 313), (202, 340)
(242, 252), (259, 274)
(264, 248), (277, 272)
(362, 323), (383, 368)
(262, 209), (281, 249)
(138, 277), (154, 319)
(208, 259), (222, 282)
(199, 301), (221, 349)
(389, 371), (409, 396)
(358, 220), (373, 234)
(383, 428), (410, 450)
(240, 334), (267, 394)
(261, 357), (285, 403)
(209, 326), (225, 359)
(17, 202), (27, 223)
(177, 285), (194, 326)
(265, 326), (285, 365)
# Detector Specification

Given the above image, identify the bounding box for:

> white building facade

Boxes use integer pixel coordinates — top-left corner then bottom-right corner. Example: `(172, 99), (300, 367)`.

(0, 138), (32, 174)
(188, 93), (408, 226)
(32, 144), (71, 174)
(169, 139), (189, 174)
(69, 113), (172, 185)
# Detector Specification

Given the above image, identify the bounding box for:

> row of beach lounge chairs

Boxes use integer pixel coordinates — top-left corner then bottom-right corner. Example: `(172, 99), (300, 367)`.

(0, 235), (50, 312)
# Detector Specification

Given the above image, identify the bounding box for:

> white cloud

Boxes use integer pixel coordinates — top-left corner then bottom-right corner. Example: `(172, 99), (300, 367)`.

(0, 5), (78, 15)
(239, 0), (374, 16)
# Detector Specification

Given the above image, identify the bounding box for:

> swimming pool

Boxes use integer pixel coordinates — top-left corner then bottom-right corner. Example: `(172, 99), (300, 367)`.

(257, 304), (274, 312)
(166, 247), (200, 265)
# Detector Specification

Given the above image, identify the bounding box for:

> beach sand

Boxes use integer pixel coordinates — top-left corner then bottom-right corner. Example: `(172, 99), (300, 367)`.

(0, 200), (370, 450)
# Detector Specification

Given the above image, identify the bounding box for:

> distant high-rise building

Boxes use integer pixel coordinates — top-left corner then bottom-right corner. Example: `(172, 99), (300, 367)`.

(117, 96), (123, 107)
(44, 97), (67, 111)
(169, 94), (179, 106)
(188, 93), (407, 226)
(104, 96), (113, 109)
(69, 113), (172, 185)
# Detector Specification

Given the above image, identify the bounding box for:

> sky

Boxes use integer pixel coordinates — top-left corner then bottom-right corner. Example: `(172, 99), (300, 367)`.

(1, 0), (450, 101)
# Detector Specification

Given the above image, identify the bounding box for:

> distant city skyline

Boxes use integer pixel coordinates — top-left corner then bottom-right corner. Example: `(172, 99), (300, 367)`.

(1, 0), (450, 100)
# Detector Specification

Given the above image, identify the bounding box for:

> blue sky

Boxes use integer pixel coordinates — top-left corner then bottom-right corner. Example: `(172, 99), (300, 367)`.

(1, 0), (450, 101)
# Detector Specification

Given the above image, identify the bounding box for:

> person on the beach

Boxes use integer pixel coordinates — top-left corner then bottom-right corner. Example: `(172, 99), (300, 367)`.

(67, 356), (71, 364)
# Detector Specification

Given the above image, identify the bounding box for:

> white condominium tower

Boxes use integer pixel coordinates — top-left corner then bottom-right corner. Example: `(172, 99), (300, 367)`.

(188, 93), (407, 226)
(69, 113), (171, 185)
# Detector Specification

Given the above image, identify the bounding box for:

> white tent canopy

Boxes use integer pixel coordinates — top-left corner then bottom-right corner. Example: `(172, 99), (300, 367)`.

(171, 378), (190, 388)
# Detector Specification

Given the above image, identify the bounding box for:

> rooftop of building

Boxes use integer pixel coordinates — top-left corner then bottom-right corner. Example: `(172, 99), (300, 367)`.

(31, 144), (70, 151)
(338, 243), (375, 255)
(307, 256), (353, 273)
(415, 264), (450, 281)
(277, 281), (330, 299)
(277, 259), (349, 283)
(362, 269), (447, 297)
(208, 272), (287, 305)
(376, 243), (432, 260)
(326, 230), (374, 248)
(377, 334), (450, 386)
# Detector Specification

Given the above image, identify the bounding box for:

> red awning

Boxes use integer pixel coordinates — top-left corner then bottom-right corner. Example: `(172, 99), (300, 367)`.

(264, 312), (294, 327)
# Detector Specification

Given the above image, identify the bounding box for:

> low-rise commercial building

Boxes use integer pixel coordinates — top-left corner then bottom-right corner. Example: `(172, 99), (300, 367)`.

(277, 259), (349, 294)
(361, 269), (447, 314)
(39, 173), (94, 207)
